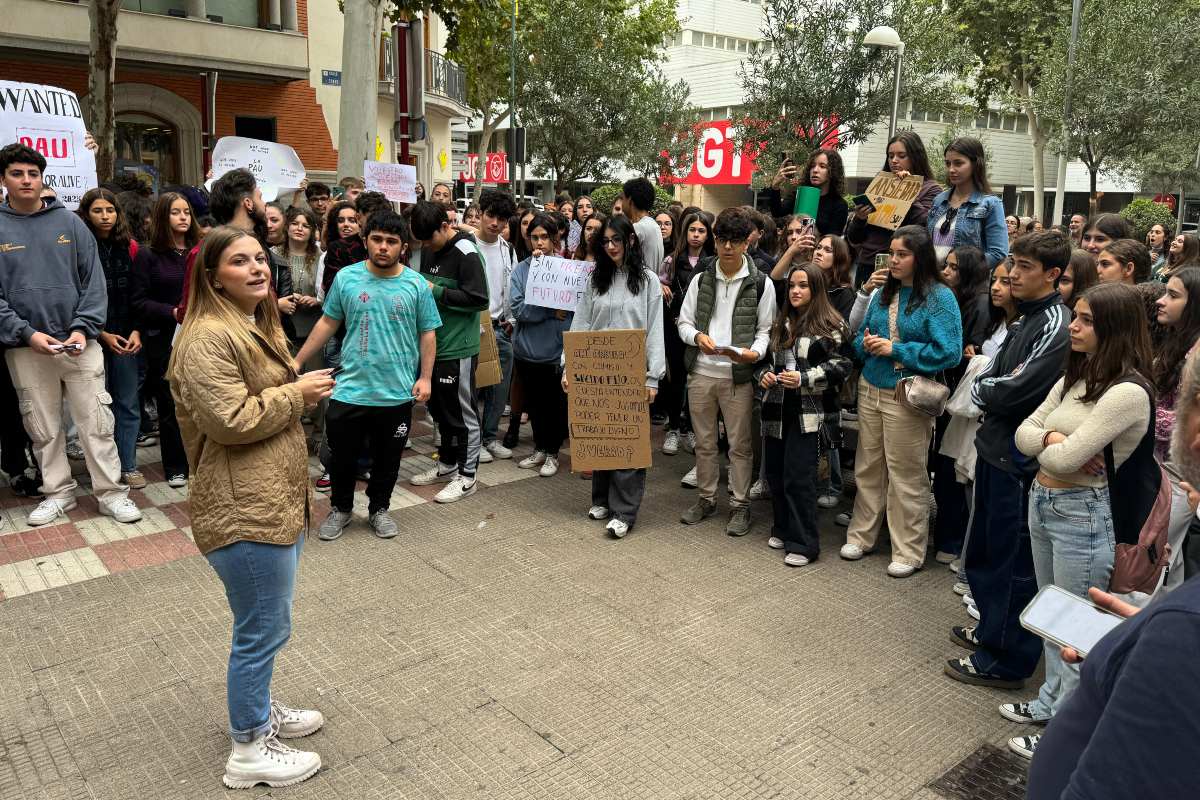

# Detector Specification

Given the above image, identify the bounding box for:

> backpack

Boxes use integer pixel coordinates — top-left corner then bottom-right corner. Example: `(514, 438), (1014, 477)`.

(1102, 379), (1172, 594)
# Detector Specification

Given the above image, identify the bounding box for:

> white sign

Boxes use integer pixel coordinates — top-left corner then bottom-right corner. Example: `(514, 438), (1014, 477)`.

(526, 256), (595, 312)
(206, 136), (305, 202)
(363, 160), (417, 203)
(0, 81), (97, 210)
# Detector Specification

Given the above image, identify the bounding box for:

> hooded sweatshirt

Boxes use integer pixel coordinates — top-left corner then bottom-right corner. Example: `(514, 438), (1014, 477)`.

(0, 199), (107, 345)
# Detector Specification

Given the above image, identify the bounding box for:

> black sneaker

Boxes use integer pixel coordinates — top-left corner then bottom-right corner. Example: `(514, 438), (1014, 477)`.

(950, 625), (981, 651)
(9, 474), (43, 499)
(999, 702), (1047, 725)
(136, 433), (158, 448)
(943, 657), (1025, 690)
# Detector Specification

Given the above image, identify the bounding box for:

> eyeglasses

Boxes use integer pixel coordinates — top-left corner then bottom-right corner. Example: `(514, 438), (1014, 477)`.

(716, 238), (747, 247)
(601, 237), (623, 247)
(939, 207), (960, 236)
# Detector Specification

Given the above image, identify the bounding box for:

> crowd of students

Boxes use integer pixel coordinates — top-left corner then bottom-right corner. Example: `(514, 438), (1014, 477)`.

(4, 129), (1200, 793)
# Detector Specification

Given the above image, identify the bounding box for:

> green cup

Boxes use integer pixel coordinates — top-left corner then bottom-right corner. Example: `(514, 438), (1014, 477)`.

(793, 185), (820, 219)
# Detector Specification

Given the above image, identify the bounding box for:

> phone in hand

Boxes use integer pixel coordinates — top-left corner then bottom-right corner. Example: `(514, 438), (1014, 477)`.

(852, 194), (877, 213)
(1019, 584), (1125, 658)
(874, 253), (890, 271)
(798, 216), (816, 238)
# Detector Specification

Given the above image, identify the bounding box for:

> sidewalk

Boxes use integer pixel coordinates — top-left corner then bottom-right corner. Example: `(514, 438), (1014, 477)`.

(0, 424), (1032, 799)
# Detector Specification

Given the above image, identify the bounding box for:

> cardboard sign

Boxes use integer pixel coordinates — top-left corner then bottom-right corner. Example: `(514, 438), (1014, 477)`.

(475, 310), (501, 388)
(363, 160), (417, 203)
(564, 329), (652, 471)
(207, 136), (305, 202)
(526, 256), (594, 312)
(864, 171), (925, 231)
(0, 81), (97, 209)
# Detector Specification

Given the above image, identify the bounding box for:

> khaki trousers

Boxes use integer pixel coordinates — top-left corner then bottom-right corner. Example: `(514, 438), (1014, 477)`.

(6, 345), (127, 504)
(846, 378), (934, 567)
(688, 372), (754, 507)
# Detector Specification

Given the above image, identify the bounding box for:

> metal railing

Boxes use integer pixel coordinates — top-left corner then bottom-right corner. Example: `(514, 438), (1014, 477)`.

(424, 50), (467, 107)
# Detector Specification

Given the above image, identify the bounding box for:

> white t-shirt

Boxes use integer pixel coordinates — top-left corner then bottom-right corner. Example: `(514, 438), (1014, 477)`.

(475, 236), (514, 320)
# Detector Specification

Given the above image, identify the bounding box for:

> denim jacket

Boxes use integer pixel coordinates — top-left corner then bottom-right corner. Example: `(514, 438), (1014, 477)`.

(928, 189), (1009, 268)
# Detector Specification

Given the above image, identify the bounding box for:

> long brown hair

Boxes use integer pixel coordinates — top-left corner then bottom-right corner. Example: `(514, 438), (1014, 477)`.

(168, 227), (293, 384)
(322, 200), (358, 251)
(771, 263), (848, 351)
(76, 187), (131, 247)
(1062, 282), (1152, 403)
(818, 234), (852, 288)
(149, 191), (201, 253)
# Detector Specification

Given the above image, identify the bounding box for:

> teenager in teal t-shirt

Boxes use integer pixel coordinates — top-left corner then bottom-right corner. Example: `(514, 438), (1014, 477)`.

(294, 212), (440, 541)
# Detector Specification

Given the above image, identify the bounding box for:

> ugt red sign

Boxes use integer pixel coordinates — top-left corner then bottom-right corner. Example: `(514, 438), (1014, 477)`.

(665, 120), (757, 186)
(458, 152), (509, 184)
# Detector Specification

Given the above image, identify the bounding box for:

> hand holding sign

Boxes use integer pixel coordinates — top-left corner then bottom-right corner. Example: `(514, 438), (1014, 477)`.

(0, 81), (97, 209)
(206, 137), (306, 202)
(863, 171), (925, 231)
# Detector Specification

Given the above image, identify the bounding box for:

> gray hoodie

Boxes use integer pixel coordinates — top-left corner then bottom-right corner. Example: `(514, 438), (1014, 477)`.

(0, 199), (107, 345)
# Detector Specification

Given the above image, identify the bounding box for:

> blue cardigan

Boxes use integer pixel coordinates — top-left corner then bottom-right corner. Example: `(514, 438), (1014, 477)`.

(853, 284), (963, 389)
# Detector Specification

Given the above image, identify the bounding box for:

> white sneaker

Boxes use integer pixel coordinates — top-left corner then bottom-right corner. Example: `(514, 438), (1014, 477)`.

(539, 456), (558, 477)
(748, 479), (770, 500)
(486, 441), (513, 460)
(167, 474), (188, 488)
(27, 498), (77, 526)
(410, 465), (458, 486)
(962, 592), (975, 607)
(270, 699), (325, 738)
(478, 447), (494, 463)
(518, 450), (547, 469)
(434, 475), (477, 504)
(99, 497), (143, 524)
(935, 551), (957, 564)
(682, 432), (696, 453)
(680, 465), (698, 488)
(606, 518), (629, 538)
(767, 536), (785, 550)
(966, 601), (980, 621)
(222, 731), (321, 789)
(662, 430), (679, 455)
(588, 505), (610, 520)
(839, 542), (865, 560)
(952, 580), (970, 596)
(887, 561), (916, 578)
(784, 553), (811, 567)
(816, 492), (839, 509)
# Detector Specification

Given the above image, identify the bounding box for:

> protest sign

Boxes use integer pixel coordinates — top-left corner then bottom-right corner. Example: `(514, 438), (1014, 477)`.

(863, 171), (925, 231)
(206, 136), (305, 202)
(564, 329), (651, 471)
(0, 81), (96, 209)
(526, 256), (594, 312)
(363, 160), (417, 203)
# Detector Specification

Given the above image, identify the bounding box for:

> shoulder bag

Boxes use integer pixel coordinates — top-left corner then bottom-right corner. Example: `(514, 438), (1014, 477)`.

(888, 292), (950, 417)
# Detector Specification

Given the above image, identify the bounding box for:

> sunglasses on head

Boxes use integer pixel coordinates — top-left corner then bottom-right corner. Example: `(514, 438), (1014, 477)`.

(939, 207), (960, 236)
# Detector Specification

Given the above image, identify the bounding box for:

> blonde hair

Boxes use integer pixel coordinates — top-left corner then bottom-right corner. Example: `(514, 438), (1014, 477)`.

(169, 226), (293, 382)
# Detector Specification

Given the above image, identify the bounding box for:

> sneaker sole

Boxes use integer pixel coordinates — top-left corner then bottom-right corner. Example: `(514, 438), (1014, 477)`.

(998, 707), (1046, 725)
(223, 758), (322, 789)
(1007, 741), (1036, 760)
(943, 663), (1025, 690)
(950, 631), (980, 651)
(315, 485), (331, 493)
(98, 506), (143, 524)
(410, 474), (458, 486)
(588, 511), (610, 521)
(278, 718), (326, 738)
(680, 510), (716, 525)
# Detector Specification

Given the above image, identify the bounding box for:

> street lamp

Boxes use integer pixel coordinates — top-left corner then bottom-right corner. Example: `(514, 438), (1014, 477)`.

(864, 25), (904, 140)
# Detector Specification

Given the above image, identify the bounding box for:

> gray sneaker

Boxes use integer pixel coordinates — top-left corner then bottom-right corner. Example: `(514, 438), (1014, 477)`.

(318, 510), (352, 541)
(680, 498), (717, 525)
(369, 510), (398, 538)
(726, 505), (752, 537)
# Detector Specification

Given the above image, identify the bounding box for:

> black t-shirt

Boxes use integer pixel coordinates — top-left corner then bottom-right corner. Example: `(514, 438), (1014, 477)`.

(1027, 575), (1200, 800)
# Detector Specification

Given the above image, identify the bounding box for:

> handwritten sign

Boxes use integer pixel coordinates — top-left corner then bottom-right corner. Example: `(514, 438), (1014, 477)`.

(363, 160), (417, 203)
(0, 81), (96, 209)
(207, 136), (305, 202)
(864, 171), (925, 231)
(526, 256), (594, 312)
(565, 329), (651, 471)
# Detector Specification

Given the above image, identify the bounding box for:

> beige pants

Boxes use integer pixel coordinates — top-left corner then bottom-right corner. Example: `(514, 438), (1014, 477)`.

(6, 345), (127, 504)
(846, 378), (934, 567)
(688, 372), (754, 507)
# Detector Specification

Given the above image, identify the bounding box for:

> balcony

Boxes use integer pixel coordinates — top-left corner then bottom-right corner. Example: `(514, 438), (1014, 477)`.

(424, 50), (467, 108)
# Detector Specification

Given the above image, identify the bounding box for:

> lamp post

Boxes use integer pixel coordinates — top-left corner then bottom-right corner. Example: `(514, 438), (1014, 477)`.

(863, 26), (904, 141)
(1052, 0), (1082, 228)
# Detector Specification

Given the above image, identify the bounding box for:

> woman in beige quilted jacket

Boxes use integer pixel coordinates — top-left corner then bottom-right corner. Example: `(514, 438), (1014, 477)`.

(169, 226), (334, 790)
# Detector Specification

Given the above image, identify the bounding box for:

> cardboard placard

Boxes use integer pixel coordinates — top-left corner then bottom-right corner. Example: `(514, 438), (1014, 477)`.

(0, 81), (97, 209)
(526, 256), (594, 312)
(363, 160), (418, 203)
(564, 329), (651, 471)
(475, 311), (501, 388)
(864, 171), (925, 231)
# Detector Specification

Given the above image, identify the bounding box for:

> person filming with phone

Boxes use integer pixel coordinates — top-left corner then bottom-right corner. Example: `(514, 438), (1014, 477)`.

(1024, 346), (1200, 799)
(764, 148), (848, 240)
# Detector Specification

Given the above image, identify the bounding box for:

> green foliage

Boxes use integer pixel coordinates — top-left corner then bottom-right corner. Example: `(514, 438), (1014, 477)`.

(589, 183), (674, 216)
(737, 0), (960, 185)
(1120, 199), (1177, 242)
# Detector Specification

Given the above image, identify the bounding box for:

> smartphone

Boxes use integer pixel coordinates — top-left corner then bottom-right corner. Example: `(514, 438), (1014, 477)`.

(874, 252), (890, 271)
(64, 343), (83, 352)
(1019, 584), (1125, 658)
(852, 194), (877, 213)
(798, 215), (815, 238)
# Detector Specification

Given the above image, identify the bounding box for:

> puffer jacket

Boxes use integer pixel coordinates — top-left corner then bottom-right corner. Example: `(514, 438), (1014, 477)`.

(170, 316), (311, 554)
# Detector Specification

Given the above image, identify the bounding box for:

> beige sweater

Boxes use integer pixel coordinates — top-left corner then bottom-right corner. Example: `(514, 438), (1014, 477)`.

(1015, 378), (1150, 487)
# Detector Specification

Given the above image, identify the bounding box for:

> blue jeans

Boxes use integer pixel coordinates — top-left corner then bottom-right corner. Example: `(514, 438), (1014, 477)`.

(104, 349), (140, 474)
(820, 447), (843, 496)
(1027, 481), (1114, 719)
(206, 537), (303, 741)
(480, 322), (513, 445)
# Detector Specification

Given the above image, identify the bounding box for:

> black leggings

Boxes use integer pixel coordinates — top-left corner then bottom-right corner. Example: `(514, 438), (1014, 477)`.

(514, 358), (567, 455)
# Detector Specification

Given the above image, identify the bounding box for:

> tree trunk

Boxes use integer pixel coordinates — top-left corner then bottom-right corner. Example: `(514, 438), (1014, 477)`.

(1089, 166), (1099, 215)
(472, 106), (509, 201)
(336, 0), (385, 181)
(1016, 80), (1045, 222)
(86, 0), (120, 182)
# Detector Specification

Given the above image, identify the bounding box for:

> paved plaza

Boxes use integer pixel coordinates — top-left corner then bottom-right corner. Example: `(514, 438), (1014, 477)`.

(0, 420), (1033, 799)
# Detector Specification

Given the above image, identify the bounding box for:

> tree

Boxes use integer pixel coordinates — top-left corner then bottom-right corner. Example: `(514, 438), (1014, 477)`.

(517, 0), (693, 190)
(1120, 199), (1175, 241)
(737, 0), (961, 187)
(86, 0), (121, 182)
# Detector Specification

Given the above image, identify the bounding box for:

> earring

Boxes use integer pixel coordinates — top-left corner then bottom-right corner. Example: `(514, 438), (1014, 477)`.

(213, 282), (223, 289)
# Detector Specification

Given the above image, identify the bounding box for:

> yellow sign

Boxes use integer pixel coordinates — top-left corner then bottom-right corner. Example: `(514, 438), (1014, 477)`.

(374, 136), (384, 161)
(438, 149), (448, 171)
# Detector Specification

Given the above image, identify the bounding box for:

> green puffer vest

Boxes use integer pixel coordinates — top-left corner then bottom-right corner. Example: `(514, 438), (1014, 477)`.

(684, 255), (764, 385)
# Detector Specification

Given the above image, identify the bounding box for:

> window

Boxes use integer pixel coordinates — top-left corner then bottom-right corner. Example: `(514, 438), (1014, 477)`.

(235, 116), (277, 142)
(1002, 113), (1017, 131)
(115, 112), (178, 191)
(975, 113), (989, 129)
(1016, 114), (1029, 133)
(737, 40), (748, 52)
(910, 105), (926, 122)
(703, 33), (714, 46)
(988, 111), (1001, 129)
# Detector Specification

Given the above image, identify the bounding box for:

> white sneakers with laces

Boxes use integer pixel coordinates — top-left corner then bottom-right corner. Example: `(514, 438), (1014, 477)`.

(538, 456), (559, 477)
(434, 475), (477, 504)
(222, 701), (324, 789)
(662, 430), (679, 455)
(27, 498), (77, 527)
(410, 465), (458, 486)
(518, 450), (547, 469)
(99, 497), (143, 524)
